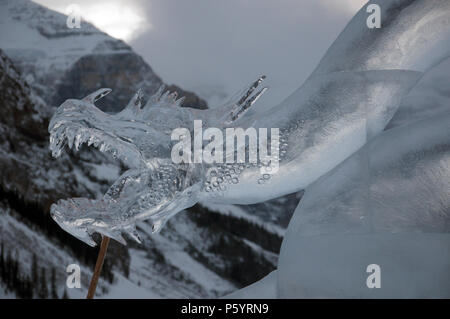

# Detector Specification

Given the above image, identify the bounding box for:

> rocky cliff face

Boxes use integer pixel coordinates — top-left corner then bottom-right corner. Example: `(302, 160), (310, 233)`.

(52, 50), (207, 112)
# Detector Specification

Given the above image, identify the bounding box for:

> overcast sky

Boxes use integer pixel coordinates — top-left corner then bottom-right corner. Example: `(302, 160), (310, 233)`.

(33, 0), (366, 108)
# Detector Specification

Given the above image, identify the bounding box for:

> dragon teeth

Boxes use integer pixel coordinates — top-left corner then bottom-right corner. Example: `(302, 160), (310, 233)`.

(66, 133), (75, 149)
(52, 148), (62, 158)
(74, 135), (82, 151)
(49, 124), (124, 162)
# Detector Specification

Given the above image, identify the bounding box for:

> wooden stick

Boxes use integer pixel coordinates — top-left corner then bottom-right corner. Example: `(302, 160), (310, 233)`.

(86, 236), (110, 299)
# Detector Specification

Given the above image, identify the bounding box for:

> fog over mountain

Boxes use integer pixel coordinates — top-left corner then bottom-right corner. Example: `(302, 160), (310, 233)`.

(33, 0), (366, 109)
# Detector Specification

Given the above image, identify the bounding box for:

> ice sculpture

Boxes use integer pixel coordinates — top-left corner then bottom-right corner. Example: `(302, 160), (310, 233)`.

(49, 0), (450, 247)
(277, 111), (450, 298)
(48, 78), (268, 246)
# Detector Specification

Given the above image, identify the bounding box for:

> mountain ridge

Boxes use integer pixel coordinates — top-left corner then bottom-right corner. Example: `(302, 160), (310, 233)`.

(0, 0), (207, 112)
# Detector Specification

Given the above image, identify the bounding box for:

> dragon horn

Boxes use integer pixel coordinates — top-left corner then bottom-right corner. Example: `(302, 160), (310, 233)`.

(167, 91), (178, 103)
(124, 224), (142, 244)
(144, 84), (166, 108)
(83, 88), (112, 104)
(174, 96), (185, 106)
(125, 88), (143, 110)
(236, 75), (266, 106)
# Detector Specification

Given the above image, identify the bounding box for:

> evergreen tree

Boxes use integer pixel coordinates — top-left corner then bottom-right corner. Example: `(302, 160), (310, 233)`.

(31, 253), (38, 296)
(0, 240), (4, 278)
(11, 251), (19, 292)
(0, 244), (35, 299)
(38, 267), (48, 299)
(61, 289), (69, 299)
(5, 249), (12, 288)
(50, 267), (58, 299)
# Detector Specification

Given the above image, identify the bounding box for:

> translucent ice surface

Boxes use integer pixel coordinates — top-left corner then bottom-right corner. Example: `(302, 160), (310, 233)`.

(277, 111), (450, 298)
(216, 70), (422, 203)
(48, 0), (450, 247)
(48, 80), (268, 246)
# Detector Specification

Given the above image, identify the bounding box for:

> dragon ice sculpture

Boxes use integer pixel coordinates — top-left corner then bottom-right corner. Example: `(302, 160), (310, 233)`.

(49, 0), (450, 247)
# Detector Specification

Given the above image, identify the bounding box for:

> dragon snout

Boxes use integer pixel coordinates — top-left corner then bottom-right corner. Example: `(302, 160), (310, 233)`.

(50, 198), (99, 247)
(50, 197), (142, 247)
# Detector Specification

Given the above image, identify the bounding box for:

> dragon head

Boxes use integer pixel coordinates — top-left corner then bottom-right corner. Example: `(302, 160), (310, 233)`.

(48, 78), (267, 246)
(50, 163), (202, 247)
(49, 87), (196, 169)
(48, 87), (203, 246)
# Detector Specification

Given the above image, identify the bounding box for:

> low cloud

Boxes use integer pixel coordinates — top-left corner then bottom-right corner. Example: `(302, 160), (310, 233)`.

(34, 0), (366, 108)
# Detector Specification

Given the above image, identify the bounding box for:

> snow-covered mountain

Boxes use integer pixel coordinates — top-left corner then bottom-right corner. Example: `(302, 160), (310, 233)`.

(0, 0), (293, 298)
(0, 0), (206, 112)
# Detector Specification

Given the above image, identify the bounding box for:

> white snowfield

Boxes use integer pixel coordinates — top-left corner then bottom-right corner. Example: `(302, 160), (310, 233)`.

(0, 0), (119, 86)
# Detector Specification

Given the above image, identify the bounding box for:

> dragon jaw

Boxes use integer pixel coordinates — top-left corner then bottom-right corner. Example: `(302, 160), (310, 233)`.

(50, 165), (202, 247)
(48, 94), (146, 169)
(50, 198), (115, 247)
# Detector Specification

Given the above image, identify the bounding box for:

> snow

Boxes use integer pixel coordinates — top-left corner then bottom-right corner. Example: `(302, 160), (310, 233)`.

(100, 273), (159, 299)
(72, 167), (104, 198)
(163, 249), (235, 294)
(242, 239), (277, 263)
(134, 216), (237, 298)
(86, 163), (120, 183)
(0, 0), (132, 107)
(223, 271), (277, 299)
(200, 202), (285, 237)
(0, 286), (16, 299)
(0, 207), (110, 298)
